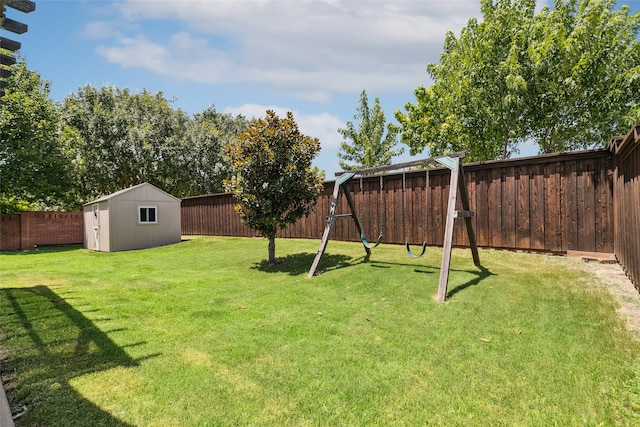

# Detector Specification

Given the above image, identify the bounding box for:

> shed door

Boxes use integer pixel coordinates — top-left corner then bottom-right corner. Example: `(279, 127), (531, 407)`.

(92, 204), (100, 251)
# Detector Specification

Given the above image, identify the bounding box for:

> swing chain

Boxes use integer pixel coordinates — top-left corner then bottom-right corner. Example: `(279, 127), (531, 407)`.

(359, 175), (365, 231)
(402, 173), (408, 242)
(379, 175), (384, 238)
(423, 168), (429, 244)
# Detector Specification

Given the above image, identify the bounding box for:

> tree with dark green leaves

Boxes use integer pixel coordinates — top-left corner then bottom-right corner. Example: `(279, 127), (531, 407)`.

(60, 85), (192, 201)
(223, 110), (324, 264)
(338, 89), (403, 170)
(396, 0), (640, 161)
(0, 61), (78, 213)
(184, 105), (249, 195)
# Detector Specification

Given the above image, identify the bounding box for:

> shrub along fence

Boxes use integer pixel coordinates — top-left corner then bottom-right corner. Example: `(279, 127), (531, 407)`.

(182, 148), (615, 254)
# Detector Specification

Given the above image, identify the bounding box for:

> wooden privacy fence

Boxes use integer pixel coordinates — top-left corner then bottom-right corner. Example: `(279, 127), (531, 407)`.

(181, 193), (257, 238)
(181, 147), (615, 255)
(610, 122), (640, 291)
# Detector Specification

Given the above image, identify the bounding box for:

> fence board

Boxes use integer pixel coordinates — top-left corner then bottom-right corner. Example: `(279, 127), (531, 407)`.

(580, 157), (596, 252)
(502, 166), (516, 248)
(530, 164), (545, 250)
(391, 176), (404, 244)
(543, 162), (558, 251)
(475, 170), (489, 248)
(566, 160), (578, 251)
(487, 167), (501, 248)
(433, 172), (446, 246)
(516, 166), (531, 249)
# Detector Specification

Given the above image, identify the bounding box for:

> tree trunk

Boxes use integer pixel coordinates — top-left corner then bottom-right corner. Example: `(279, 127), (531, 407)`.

(268, 236), (276, 265)
(502, 126), (509, 159)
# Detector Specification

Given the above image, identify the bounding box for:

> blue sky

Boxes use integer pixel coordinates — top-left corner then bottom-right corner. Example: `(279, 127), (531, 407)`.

(7, 0), (640, 174)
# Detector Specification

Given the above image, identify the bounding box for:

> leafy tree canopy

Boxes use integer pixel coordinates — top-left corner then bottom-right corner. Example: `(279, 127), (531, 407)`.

(0, 60), (77, 213)
(60, 85), (192, 202)
(223, 110), (324, 264)
(184, 105), (249, 196)
(338, 89), (404, 170)
(396, 0), (640, 161)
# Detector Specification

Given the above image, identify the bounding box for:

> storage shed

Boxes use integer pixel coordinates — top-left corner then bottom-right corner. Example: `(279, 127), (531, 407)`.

(83, 183), (181, 252)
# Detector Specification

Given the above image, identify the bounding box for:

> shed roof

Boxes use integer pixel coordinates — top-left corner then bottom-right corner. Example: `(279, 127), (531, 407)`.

(83, 183), (180, 205)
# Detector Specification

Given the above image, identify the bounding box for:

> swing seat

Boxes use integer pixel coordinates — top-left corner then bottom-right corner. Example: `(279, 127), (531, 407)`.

(405, 241), (427, 258)
(361, 233), (383, 249)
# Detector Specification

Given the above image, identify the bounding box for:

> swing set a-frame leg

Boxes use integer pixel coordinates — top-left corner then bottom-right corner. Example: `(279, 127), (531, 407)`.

(308, 178), (343, 278)
(308, 173), (369, 278)
(343, 189), (371, 255)
(437, 160), (480, 302)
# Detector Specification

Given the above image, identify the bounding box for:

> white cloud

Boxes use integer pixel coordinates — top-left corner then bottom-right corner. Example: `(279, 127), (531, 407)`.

(96, 32), (235, 84)
(92, 0), (482, 100)
(97, 35), (168, 73)
(83, 21), (117, 39)
(299, 113), (346, 150)
(223, 103), (345, 172)
(223, 103), (344, 149)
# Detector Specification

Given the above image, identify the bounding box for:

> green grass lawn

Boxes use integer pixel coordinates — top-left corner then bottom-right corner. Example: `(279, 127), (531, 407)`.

(1, 236), (640, 426)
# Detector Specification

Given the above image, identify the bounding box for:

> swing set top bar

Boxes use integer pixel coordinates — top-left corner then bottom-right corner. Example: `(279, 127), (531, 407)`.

(334, 151), (466, 178)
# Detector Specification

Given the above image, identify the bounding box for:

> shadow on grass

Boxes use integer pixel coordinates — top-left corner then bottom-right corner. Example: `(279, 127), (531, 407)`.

(0, 286), (160, 426)
(252, 249), (494, 300)
(447, 265), (496, 299)
(362, 259), (495, 299)
(368, 260), (438, 274)
(253, 252), (353, 276)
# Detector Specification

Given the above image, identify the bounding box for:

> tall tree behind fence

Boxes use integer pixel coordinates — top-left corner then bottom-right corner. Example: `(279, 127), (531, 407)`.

(610, 122), (640, 292)
(182, 148), (615, 254)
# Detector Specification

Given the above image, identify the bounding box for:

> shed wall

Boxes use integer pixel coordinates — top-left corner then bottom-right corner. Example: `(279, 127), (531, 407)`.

(109, 199), (181, 252)
(107, 185), (180, 252)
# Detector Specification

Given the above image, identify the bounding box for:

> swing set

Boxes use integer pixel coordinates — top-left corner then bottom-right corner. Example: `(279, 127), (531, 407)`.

(307, 152), (481, 302)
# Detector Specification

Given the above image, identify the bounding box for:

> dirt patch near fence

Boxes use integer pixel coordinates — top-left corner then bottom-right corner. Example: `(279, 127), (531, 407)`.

(575, 259), (640, 339)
